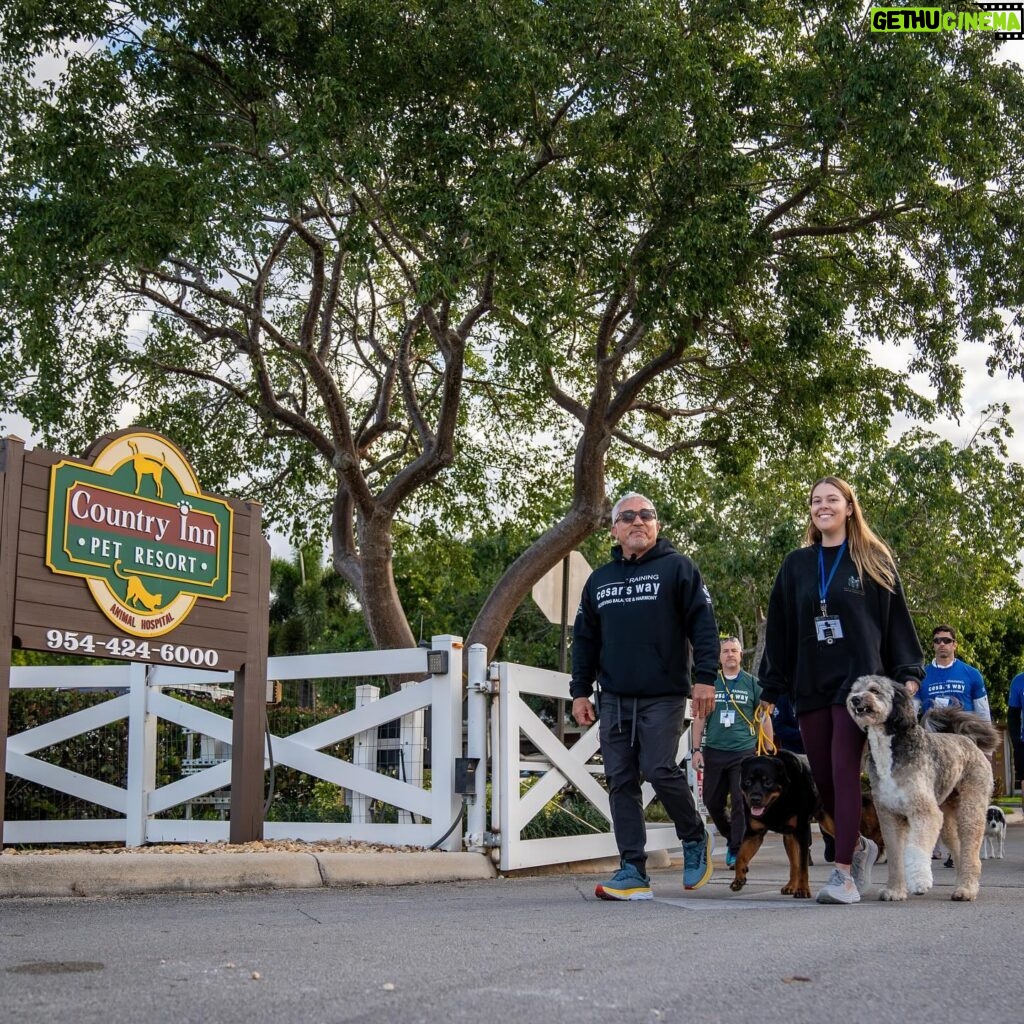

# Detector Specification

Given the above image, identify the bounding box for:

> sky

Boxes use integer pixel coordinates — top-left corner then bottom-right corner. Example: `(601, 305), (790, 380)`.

(878, 340), (1023, 463)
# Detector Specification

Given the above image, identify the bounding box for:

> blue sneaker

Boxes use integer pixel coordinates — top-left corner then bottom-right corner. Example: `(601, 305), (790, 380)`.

(595, 860), (652, 901)
(725, 848), (737, 869)
(683, 830), (713, 890)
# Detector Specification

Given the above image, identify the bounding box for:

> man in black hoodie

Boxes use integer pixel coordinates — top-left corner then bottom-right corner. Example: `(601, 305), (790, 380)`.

(570, 492), (720, 900)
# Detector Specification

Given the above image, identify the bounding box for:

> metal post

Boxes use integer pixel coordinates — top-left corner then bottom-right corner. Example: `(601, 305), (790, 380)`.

(556, 556), (570, 743)
(352, 684), (380, 825)
(466, 643), (489, 852)
(427, 634), (464, 851)
(489, 661), (501, 851)
(125, 661), (156, 846)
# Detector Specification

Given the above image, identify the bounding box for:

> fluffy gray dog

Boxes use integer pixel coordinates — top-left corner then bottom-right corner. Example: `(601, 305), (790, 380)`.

(846, 674), (997, 902)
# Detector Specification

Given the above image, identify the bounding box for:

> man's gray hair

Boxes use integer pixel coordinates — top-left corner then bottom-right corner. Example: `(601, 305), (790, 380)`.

(611, 492), (656, 522)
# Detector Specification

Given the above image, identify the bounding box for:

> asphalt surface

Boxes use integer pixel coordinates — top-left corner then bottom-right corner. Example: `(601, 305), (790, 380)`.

(2, 825), (1021, 1024)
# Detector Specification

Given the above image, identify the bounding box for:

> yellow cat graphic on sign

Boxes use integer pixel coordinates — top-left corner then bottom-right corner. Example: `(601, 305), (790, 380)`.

(113, 560), (163, 611)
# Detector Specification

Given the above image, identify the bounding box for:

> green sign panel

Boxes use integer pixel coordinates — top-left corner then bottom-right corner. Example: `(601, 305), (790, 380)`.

(46, 433), (233, 637)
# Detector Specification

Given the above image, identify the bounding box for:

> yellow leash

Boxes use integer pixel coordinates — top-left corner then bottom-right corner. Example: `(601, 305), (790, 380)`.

(753, 704), (777, 756)
(720, 673), (777, 755)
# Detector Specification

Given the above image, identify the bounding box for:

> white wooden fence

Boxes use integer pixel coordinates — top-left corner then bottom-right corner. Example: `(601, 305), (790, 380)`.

(3, 635), (464, 851)
(467, 647), (699, 872)
(5, 638), (712, 869)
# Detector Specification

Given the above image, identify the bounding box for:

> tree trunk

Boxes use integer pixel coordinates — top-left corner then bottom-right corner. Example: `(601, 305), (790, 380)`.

(329, 492), (417, 659)
(467, 419), (612, 658)
(356, 511), (417, 652)
(467, 501), (607, 659)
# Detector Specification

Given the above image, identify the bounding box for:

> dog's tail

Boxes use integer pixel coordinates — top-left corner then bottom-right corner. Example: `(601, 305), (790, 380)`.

(920, 705), (999, 754)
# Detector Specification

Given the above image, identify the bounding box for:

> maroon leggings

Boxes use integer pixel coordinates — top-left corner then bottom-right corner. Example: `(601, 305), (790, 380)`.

(798, 704), (866, 865)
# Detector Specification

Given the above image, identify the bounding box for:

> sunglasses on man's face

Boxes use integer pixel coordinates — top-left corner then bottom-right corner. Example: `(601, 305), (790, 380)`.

(933, 637), (955, 645)
(615, 508), (657, 524)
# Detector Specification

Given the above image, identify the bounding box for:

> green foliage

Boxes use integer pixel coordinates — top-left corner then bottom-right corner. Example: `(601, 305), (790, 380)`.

(5, 688), (196, 820)
(518, 778), (610, 840)
(265, 778), (350, 824)
(2, 2), (1023, 659)
(651, 412), (1024, 717)
(393, 520), (570, 664)
(270, 543), (371, 659)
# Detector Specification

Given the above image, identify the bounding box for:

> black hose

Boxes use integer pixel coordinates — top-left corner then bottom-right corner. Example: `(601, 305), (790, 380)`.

(263, 721), (276, 818)
(428, 799), (466, 850)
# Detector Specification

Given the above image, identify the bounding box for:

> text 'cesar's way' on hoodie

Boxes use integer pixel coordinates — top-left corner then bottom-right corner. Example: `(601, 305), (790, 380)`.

(570, 538), (720, 701)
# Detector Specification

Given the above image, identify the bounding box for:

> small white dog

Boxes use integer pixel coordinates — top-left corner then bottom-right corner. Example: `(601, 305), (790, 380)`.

(982, 805), (1006, 859)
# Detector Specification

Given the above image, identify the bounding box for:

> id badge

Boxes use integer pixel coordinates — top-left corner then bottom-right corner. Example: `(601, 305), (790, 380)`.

(814, 615), (844, 644)
(720, 709), (735, 728)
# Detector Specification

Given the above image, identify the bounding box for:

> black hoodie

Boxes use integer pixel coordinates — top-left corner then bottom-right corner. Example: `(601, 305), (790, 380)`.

(758, 544), (924, 714)
(570, 537), (720, 700)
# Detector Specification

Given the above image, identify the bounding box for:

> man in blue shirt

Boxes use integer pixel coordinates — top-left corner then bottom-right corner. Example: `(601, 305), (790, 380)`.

(919, 625), (990, 721)
(1008, 670), (1024, 807)
(921, 625), (990, 865)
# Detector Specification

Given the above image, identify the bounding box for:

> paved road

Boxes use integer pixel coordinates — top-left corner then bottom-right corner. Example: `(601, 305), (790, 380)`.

(2, 829), (1021, 1024)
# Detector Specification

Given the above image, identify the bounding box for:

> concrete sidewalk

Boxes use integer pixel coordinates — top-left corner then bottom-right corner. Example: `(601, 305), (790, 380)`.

(0, 850), (497, 898)
(0, 838), (686, 899)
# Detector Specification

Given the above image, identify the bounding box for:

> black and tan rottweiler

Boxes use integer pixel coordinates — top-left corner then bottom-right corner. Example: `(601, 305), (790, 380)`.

(729, 749), (833, 899)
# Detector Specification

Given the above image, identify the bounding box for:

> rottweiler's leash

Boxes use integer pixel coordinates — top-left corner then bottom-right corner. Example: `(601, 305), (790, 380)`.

(720, 674), (777, 755)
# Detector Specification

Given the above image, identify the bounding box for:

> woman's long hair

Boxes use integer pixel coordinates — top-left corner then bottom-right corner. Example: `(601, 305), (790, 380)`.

(802, 476), (896, 591)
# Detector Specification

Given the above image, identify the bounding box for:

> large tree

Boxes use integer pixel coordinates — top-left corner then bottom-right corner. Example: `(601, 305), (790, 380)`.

(2, 2), (1022, 657)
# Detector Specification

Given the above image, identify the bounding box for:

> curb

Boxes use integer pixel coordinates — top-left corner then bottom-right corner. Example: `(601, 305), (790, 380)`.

(503, 848), (675, 877)
(316, 852), (496, 886)
(0, 851), (496, 899)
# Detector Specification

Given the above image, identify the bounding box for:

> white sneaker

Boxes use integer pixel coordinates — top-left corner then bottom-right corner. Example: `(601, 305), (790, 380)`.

(851, 836), (878, 893)
(816, 868), (860, 904)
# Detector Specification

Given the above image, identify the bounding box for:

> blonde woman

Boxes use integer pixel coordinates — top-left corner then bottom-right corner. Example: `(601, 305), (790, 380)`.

(758, 476), (924, 904)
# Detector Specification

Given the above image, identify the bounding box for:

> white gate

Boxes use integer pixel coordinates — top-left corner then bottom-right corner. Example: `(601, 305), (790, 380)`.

(3, 635), (464, 850)
(485, 657), (698, 872)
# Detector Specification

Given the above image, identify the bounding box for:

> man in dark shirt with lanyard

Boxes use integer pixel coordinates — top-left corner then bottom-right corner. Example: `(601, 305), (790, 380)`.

(691, 637), (772, 868)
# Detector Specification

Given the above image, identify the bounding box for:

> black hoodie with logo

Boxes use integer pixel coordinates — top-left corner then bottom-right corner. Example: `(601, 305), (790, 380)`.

(758, 544), (924, 714)
(570, 537), (720, 700)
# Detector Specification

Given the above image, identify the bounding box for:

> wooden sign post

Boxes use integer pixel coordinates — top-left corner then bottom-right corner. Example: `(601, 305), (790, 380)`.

(0, 429), (270, 845)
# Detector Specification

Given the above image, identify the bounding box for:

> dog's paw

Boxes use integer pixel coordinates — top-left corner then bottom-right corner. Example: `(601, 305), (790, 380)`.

(879, 887), (908, 902)
(729, 879), (745, 892)
(790, 887), (811, 899)
(906, 860), (933, 894)
(951, 885), (978, 902)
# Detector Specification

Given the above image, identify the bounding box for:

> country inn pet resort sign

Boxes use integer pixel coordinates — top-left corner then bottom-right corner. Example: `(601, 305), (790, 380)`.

(0, 428), (268, 674)
(46, 432), (233, 647)
(1, 428), (271, 844)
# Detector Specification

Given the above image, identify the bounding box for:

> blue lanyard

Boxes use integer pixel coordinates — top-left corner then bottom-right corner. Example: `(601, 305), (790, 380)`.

(818, 541), (847, 614)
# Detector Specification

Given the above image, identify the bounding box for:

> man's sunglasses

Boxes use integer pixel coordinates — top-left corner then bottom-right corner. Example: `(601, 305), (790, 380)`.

(615, 509), (657, 524)
(933, 637), (955, 645)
